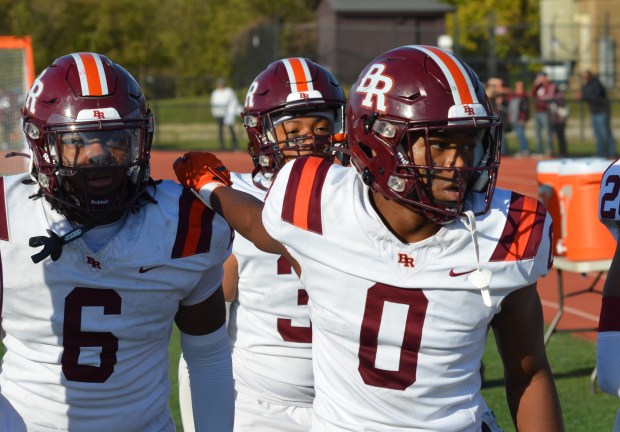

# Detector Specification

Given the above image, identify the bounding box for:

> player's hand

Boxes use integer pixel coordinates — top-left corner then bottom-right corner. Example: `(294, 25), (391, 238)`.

(173, 151), (232, 191)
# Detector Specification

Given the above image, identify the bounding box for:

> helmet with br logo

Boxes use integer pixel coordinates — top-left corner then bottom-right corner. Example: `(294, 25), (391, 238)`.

(347, 45), (502, 224)
(21, 52), (154, 221)
(243, 57), (346, 176)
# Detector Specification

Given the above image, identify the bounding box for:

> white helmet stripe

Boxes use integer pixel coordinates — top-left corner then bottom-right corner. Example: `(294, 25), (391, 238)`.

(70, 53), (109, 96)
(281, 58), (314, 94)
(410, 45), (479, 106)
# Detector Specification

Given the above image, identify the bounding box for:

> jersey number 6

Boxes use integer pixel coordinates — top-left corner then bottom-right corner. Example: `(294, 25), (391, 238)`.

(61, 287), (121, 383)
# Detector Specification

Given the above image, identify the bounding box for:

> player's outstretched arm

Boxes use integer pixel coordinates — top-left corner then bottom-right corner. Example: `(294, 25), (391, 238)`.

(174, 151), (289, 258)
(491, 283), (564, 431)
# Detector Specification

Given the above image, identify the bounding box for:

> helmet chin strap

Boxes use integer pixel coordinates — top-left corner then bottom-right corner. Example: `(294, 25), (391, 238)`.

(29, 220), (99, 263)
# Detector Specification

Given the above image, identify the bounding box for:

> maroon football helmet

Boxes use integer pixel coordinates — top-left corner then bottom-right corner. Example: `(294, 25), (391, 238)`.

(347, 45), (502, 223)
(243, 57), (346, 175)
(21, 52), (154, 219)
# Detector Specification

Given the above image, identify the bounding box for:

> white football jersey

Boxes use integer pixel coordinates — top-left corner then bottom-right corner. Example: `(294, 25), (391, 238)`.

(263, 157), (553, 431)
(228, 172), (313, 406)
(599, 158), (620, 240)
(0, 175), (232, 432)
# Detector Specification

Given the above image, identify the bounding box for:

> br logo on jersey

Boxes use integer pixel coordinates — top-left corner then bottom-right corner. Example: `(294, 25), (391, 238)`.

(397, 253), (415, 268)
(355, 63), (393, 112)
(86, 256), (102, 269)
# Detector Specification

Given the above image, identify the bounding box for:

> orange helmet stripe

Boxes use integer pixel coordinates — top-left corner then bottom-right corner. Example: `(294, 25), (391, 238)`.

(413, 46), (477, 105)
(282, 58), (311, 93)
(71, 53), (108, 96)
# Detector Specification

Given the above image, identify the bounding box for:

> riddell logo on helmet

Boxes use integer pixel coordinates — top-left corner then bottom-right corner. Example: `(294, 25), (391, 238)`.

(355, 63), (393, 112)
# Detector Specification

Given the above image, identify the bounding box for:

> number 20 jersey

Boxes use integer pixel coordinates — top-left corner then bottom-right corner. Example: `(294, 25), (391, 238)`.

(0, 175), (232, 432)
(599, 158), (620, 240)
(262, 157), (553, 431)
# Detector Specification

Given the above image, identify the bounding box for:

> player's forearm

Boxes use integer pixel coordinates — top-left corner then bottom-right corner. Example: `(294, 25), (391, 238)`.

(506, 366), (564, 431)
(181, 327), (234, 432)
(210, 187), (285, 256)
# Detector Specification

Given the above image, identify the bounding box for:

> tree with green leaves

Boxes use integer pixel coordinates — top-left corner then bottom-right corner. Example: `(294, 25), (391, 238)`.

(443, 0), (540, 81)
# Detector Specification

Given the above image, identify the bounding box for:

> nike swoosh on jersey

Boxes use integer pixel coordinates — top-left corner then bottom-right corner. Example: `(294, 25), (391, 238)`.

(139, 265), (164, 273)
(449, 268), (476, 277)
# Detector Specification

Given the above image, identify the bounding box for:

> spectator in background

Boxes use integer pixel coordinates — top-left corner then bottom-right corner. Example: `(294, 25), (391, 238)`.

(486, 78), (510, 154)
(580, 70), (617, 158)
(532, 72), (555, 156)
(507, 80), (531, 156)
(549, 82), (569, 157)
(211, 78), (240, 151)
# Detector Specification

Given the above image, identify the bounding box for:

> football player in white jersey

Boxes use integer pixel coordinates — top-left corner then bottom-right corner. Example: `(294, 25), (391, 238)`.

(0, 53), (233, 431)
(178, 57), (346, 431)
(174, 45), (564, 431)
(597, 159), (620, 431)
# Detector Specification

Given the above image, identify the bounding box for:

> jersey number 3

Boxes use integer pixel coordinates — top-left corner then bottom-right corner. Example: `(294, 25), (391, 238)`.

(276, 256), (312, 343)
(61, 287), (121, 383)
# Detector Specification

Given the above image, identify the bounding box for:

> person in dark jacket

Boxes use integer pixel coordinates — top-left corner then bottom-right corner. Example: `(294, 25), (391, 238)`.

(580, 70), (616, 158)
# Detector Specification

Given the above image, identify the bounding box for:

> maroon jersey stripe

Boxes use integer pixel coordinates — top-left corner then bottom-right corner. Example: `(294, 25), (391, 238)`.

(599, 297), (620, 331)
(489, 192), (526, 262)
(521, 200), (547, 260)
(172, 188), (196, 258)
(0, 177), (8, 241)
(195, 205), (215, 255)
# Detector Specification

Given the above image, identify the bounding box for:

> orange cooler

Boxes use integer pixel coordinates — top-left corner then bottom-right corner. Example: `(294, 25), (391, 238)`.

(536, 159), (567, 256)
(557, 158), (615, 261)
